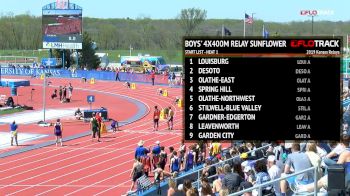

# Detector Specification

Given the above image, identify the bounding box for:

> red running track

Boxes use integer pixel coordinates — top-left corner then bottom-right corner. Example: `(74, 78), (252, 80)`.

(0, 77), (184, 195)
(0, 77), (142, 154)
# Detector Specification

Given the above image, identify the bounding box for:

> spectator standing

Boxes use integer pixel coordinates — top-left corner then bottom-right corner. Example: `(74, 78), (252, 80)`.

(152, 141), (161, 156)
(151, 70), (155, 86)
(59, 86), (63, 101)
(115, 68), (120, 81)
(68, 83), (73, 99)
(135, 140), (149, 159)
(267, 155), (282, 195)
(168, 72), (172, 87)
(62, 86), (67, 101)
(180, 72), (184, 85)
(10, 121), (18, 146)
(171, 72), (176, 87)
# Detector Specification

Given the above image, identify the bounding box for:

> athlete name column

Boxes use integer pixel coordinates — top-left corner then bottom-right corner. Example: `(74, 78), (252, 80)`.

(196, 58), (239, 140)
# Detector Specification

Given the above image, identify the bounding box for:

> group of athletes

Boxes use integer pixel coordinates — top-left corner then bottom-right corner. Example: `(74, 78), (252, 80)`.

(51, 111), (119, 146)
(153, 105), (175, 131)
(8, 98), (175, 149)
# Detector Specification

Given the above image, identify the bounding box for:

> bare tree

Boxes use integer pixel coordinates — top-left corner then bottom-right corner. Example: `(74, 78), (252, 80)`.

(177, 8), (207, 36)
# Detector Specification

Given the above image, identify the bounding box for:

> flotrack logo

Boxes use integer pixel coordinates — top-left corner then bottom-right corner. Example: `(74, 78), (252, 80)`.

(300, 9), (334, 16)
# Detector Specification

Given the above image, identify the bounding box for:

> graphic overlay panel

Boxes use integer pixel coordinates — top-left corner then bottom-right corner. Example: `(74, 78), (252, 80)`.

(184, 37), (342, 141)
(42, 8), (82, 49)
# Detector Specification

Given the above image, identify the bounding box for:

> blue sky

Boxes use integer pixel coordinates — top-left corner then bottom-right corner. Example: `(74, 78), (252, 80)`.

(0, 0), (348, 22)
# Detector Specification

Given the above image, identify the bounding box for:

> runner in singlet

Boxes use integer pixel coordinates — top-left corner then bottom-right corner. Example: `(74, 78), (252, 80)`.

(159, 146), (167, 170)
(141, 153), (152, 177)
(54, 119), (63, 146)
(179, 139), (186, 169)
(167, 106), (174, 130)
(90, 113), (100, 142)
(153, 106), (160, 131)
(130, 157), (144, 191)
(185, 148), (194, 171)
(171, 151), (180, 173)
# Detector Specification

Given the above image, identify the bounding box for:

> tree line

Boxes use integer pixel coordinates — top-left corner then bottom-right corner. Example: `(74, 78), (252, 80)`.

(0, 12), (349, 50)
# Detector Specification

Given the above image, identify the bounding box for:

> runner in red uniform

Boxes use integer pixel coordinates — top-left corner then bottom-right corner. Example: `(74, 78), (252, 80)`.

(153, 106), (160, 131)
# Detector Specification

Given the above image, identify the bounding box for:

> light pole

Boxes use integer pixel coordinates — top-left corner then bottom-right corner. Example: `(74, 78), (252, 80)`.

(75, 50), (79, 68)
(43, 73), (47, 122)
(311, 15), (314, 35)
(41, 73), (51, 123)
(251, 13), (256, 36)
(129, 45), (133, 56)
(300, 10), (317, 36)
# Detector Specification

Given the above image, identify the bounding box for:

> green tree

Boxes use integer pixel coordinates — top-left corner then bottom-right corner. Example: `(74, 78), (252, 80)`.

(52, 49), (73, 68)
(177, 8), (207, 36)
(79, 32), (100, 70)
